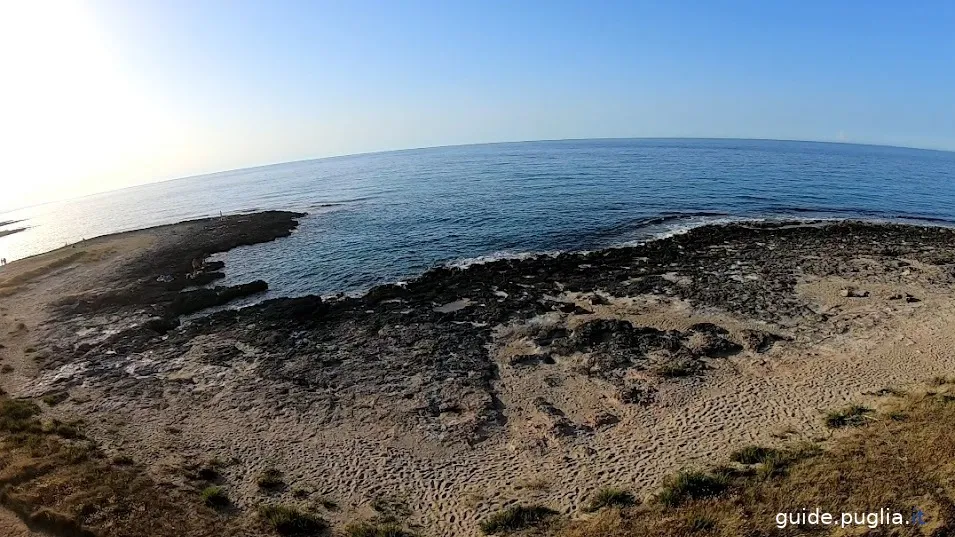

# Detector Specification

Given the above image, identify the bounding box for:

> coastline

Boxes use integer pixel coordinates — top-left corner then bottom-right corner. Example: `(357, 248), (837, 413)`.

(2, 213), (955, 536)
(0, 228), (25, 239)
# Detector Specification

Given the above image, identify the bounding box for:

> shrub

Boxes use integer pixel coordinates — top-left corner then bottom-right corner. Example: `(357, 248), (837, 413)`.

(655, 362), (696, 378)
(200, 486), (229, 508)
(824, 405), (873, 428)
(315, 497), (338, 510)
(657, 470), (728, 507)
(41, 392), (69, 407)
(479, 505), (558, 534)
(257, 467), (285, 490)
(112, 454), (134, 466)
(584, 488), (635, 512)
(685, 514), (716, 532)
(729, 446), (781, 465)
(259, 504), (327, 536)
(0, 399), (41, 432)
(370, 495), (411, 521)
(345, 522), (416, 537)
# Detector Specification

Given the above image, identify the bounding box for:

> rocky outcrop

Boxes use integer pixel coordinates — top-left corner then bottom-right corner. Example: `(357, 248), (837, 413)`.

(169, 280), (269, 315)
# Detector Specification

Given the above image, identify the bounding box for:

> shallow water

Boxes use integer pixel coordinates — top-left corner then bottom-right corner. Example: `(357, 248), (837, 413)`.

(1, 139), (954, 299)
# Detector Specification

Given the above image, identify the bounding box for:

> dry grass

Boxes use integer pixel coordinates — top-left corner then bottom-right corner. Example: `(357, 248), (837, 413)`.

(584, 488), (636, 512)
(824, 404), (874, 428)
(257, 467), (285, 490)
(344, 521), (417, 537)
(0, 394), (232, 537)
(553, 386), (955, 536)
(728, 445), (782, 465)
(480, 505), (558, 534)
(199, 485), (229, 508)
(258, 504), (327, 536)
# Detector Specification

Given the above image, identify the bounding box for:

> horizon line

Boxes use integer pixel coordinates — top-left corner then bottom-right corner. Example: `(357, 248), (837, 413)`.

(3, 136), (953, 214)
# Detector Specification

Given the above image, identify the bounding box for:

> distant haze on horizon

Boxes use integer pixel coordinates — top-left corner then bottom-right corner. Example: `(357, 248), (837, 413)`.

(1, 0), (953, 213)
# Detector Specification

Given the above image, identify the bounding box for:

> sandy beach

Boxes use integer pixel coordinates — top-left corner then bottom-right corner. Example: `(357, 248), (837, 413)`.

(1, 212), (954, 536)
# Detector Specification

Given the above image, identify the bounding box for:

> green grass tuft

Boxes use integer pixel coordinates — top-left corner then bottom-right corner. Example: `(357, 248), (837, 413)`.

(729, 446), (781, 465)
(0, 399), (41, 432)
(200, 486), (229, 508)
(685, 514), (717, 532)
(479, 505), (558, 534)
(824, 405), (873, 428)
(258, 504), (327, 536)
(584, 488), (635, 512)
(655, 361), (697, 378)
(41, 392), (68, 407)
(657, 470), (729, 507)
(345, 521), (417, 537)
(257, 467), (285, 490)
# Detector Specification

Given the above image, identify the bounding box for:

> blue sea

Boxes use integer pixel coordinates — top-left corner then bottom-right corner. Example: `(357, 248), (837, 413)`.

(2, 139), (954, 300)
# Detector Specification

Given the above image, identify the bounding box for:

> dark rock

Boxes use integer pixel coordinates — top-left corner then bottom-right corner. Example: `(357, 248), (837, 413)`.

(587, 411), (620, 428)
(142, 316), (180, 334)
(840, 287), (869, 298)
(532, 398), (588, 437)
(556, 302), (592, 315)
(186, 271), (225, 286)
(169, 280), (268, 315)
(534, 327), (569, 346)
(688, 323), (742, 356)
(55, 211), (301, 318)
(509, 354), (555, 367)
(688, 322), (729, 336)
(739, 329), (787, 353)
(615, 384), (655, 405)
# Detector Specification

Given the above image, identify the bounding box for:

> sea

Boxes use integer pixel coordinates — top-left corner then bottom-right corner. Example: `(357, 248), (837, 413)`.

(2, 139), (954, 300)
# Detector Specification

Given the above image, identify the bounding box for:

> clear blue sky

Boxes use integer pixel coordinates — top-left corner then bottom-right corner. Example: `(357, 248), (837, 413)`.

(1, 0), (953, 210)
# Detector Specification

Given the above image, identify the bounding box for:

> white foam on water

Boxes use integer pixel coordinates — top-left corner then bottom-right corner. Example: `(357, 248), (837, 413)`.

(445, 250), (560, 269)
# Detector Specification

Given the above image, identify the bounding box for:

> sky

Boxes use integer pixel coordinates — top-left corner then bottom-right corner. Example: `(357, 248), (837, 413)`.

(0, 0), (953, 212)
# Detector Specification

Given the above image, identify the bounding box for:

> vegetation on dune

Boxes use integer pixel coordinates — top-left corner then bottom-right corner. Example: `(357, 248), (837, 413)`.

(656, 470), (730, 507)
(345, 521), (418, 537)
(259, 504), (328, 536)
(728, 445), (781, 465)
(257, 466), (286, 490)
(41, 391), (69, 406)
(200, 485), (230, 508)
(2, 372), (954, 537)
(550, 387), (955, 536)
(0, 394), (229, 537)
(584, 488), (636, 512)
(824, 404), (873, 428)
(480, 505), (558, 534)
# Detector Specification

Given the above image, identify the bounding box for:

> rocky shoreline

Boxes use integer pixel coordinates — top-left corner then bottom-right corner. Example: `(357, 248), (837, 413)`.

(50, 219), (955, 438)
(5, 213), (955, 536)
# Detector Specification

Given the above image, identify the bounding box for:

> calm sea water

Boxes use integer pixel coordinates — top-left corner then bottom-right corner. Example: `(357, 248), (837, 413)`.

(2, 139), (954, 300)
